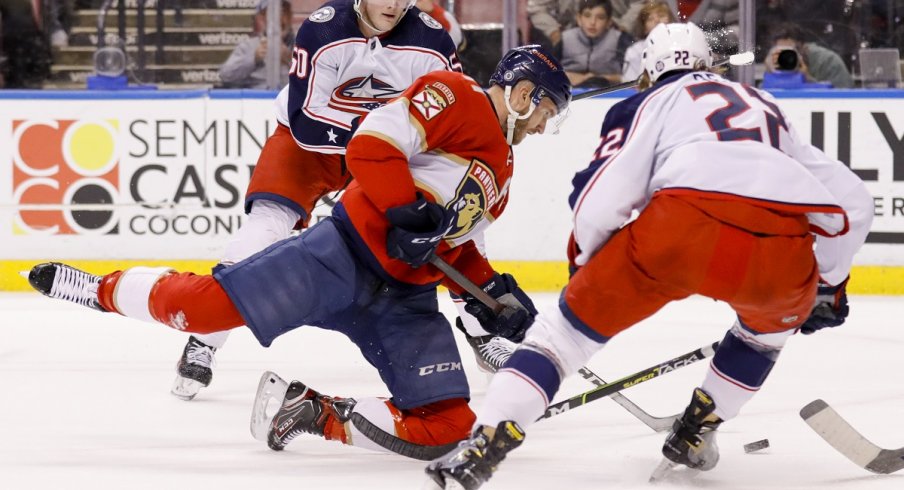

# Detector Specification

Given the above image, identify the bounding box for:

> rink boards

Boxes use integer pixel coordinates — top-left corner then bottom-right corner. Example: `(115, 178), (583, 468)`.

(1, 89), (903, 293)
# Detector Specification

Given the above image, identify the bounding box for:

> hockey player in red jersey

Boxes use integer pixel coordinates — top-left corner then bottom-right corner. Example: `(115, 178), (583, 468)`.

(425, 23), (874, 489)
(28, 46), (572, 458)
(170, 0), (466, 400)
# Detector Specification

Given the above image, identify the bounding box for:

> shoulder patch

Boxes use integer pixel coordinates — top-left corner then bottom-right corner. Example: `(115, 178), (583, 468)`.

(309, 6), (335, 23)
(419, 12), (443, 30)
(430, 81), (456, 104)
(411, 85), (454, 120)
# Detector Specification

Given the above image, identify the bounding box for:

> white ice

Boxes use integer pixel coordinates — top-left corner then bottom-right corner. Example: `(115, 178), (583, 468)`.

(1, 292), (902, 489)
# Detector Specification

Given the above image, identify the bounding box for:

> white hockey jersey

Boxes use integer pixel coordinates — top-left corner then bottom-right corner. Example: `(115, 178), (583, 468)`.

(569, 71), (873, 284)
(274, 0), (459, 154)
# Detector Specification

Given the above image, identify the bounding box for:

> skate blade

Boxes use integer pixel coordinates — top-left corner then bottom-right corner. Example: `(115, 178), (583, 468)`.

(420, 478), (445, 490)
(171, 376), (204, 401)
(249, 371), (289, 442)
(649, 457), (701, 484)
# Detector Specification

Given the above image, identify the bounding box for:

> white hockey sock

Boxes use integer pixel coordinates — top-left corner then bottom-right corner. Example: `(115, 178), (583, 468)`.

(476, 370), (548, 430)
(191, 330), (230, 349)
(112, 267), (174, 323)
(345, 397), (396, 454)
(221, 200), (301, 265)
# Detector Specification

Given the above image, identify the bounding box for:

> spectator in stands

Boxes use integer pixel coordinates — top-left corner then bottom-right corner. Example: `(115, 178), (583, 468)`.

(48, 0), (73, 47)
(617, 0), (738, 53)
(416, 0), (463, 49)
(218, 0), (292, 89)
(621, 0), (675, 81)
(764, 22), (853, 88)
(527, 0), (579, 51)
(0, 0), (52, 88)
(560, 0), (632, 88)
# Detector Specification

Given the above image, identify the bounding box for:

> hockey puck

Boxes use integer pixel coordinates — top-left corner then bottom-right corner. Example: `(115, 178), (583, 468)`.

(743, 439), (770, 453)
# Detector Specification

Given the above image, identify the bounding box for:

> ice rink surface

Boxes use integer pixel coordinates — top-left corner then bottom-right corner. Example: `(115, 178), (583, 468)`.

(2, 291), (902, 489)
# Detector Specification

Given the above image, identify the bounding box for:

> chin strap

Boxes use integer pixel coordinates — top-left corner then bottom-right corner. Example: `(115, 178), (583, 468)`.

(502, 86), (536, 144)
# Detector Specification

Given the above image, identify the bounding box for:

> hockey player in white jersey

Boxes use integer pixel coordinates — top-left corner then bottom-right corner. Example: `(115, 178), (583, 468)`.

(425, 22), (874, 489)
(172, 0), (490, 400)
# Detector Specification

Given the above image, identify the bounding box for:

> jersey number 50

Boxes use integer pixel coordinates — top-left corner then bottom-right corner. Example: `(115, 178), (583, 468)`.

(289, 47), (309, 79)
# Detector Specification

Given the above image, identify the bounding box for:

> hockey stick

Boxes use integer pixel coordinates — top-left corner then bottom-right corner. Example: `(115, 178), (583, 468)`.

(538, 341), (719, 421)
(577, 366), (678, 432)
(430, 254), (691, 432)
(572, 50), (755, 101)
(800, 399), (904, 474)
(350, 343), (715, 460)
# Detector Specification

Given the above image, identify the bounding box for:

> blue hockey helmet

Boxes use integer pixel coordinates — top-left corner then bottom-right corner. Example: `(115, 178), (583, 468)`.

(489, 45), (572, 114)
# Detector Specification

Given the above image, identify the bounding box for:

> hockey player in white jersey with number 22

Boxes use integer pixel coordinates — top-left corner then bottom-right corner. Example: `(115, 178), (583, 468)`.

(425, 22), (874, 489)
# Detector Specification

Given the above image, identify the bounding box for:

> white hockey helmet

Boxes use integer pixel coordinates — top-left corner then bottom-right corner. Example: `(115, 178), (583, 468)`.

(353, 0), (417, 33)
(641, 22), (713, 83)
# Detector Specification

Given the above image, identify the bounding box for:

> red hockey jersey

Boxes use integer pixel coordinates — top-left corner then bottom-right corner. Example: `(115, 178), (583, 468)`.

(338, 70), (513, 290)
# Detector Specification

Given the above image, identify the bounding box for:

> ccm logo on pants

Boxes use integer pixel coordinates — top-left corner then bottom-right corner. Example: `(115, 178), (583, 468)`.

(419, 362), (463, 376)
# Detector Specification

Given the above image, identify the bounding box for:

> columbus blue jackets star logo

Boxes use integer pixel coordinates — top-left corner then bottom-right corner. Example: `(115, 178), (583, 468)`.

(330, 75), (403, 114)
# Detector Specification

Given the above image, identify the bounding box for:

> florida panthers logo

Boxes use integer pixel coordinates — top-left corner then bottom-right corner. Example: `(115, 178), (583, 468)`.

(330, 75), (403, 115)
(446, 159), (498, 239)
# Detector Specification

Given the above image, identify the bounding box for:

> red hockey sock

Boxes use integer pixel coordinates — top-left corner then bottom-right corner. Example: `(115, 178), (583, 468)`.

(388, 398), (475, 446)
(149, 271), (245, 333)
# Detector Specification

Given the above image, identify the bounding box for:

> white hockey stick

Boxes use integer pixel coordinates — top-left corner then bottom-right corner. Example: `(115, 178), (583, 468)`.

(430, 255), (679, 432)
(800, 399), (904, 474)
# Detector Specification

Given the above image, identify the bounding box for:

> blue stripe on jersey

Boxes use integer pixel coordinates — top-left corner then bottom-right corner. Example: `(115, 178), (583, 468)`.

(504, 348), (562, 403)
(568, 72), (685, 210)
(558, 292), (611, 344)
(712, 330), (776, 389)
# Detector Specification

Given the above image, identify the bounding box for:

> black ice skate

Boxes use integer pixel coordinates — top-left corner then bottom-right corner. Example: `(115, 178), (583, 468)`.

(425, 420), (525, 490)
(170, 336), (217, 401)
(27, 262), (106, 311)
(267, 379), (356, 451)
(661, 388), (724, 471)
(455, 318), (517, 373)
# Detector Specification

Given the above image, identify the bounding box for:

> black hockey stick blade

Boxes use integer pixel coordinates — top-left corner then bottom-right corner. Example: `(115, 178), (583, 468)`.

(539, 341), (719, 421)
(800, 399), (904, 474)
(350, 413), (459, 461)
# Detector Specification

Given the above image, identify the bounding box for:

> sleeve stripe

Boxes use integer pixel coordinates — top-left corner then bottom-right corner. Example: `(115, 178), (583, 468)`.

(354, 130), (407, 157)
(301, 38), (367, 129)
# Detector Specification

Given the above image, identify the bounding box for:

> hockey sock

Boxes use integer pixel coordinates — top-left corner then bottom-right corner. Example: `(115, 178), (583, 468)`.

(345, 397), (475, 453)
(190, 330), (231, 349)
(221, 200), (300, 265)
(477, 349), (560, 430)
(100, 267), (244, 333)
(702, 326), (789, 420)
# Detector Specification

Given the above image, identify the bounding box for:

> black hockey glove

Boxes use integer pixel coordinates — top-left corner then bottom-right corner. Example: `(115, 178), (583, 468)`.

(463, 273), (537, 342)
(385, 194), (454, 268)
(799, 278), (850, 335)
